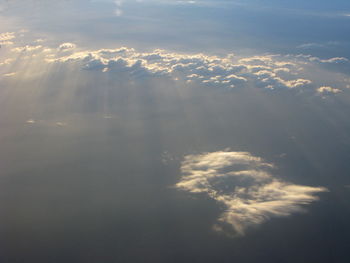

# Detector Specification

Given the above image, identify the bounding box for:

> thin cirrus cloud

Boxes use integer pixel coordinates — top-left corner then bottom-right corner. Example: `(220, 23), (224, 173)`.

(175, 150), (328, 236)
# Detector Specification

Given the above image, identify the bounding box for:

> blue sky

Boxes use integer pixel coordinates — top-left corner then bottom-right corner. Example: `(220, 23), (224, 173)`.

(2, 0), (350, 56)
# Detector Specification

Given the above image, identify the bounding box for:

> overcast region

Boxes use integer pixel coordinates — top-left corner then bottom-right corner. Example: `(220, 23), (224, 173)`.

(176, 150), (327, 235)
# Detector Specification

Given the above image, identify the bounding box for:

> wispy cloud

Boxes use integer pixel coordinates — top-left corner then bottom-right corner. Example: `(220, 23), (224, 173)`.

(3, 72), (16, 77)
(297, 41), (339, 50)
(114, 0), (123, 16)
(176, 150), (327, 235)
(26, 119), (36, 124)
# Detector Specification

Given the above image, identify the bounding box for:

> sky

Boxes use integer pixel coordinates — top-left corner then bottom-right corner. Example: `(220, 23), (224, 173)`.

(1, 1), (350, 262)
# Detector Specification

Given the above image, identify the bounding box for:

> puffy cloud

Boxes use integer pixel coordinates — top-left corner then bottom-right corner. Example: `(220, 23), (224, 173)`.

(268, 78), (312, 89)
(317, 86), (342, 95)
(11, 45), (43, 53)
(48, 48), (316, 90)
(2, 36), (349, 94)
(294, 54), (350, 75)
(58, 42), (76, 51)
(176, 150), (327, 235)
(0, 32), (15, 45)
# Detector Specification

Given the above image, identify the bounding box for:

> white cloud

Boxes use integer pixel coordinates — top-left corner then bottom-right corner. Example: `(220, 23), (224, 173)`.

(297, 41), (339, 50)
(0, 32), (15, 45)
(49, 48), (316, 90)
(176, 150), (327, 235)
(114, 8), (123, 16)
(2, 36), (350, 94)
(25, 119), (69, 127)
(3, 72), (16, 77)
(58, 42), (76, 51)
(11, 45), (43, 53)
(0, 32), (15, 41)
(317, 86), (342, 95)
(309, 56), (349, 64)
(35, 38), (45, 43)
(114, 0), (123, 16)
(26, 119), (36, 124)
(55, 122), (67, 127)
(0, 59), (14, 67)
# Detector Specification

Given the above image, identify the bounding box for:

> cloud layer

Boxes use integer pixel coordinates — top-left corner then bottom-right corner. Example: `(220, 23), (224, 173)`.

(176, 150), (327, 235)
(1, 32), (349, 95)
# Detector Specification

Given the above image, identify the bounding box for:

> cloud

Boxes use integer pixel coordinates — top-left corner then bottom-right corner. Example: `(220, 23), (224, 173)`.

(114, 0), (123, 16)
(58, 42), (76, 51)
(294, 54), (350, 75)
(3, 72), (16, 77)
(49, 48), (316, 90)
(2, 35), (350, 94)
(297, 41), (339, 50)
(55, 122), (67, 127)
(317, 86), (342, 95)
(0, 32), (15, 45)
(11, 45), (43, 53)
(25, 119), (68, 127)
(309, 56), (349, 64)
(26, 119), (36, 124)
(175, 150), (327, 236)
